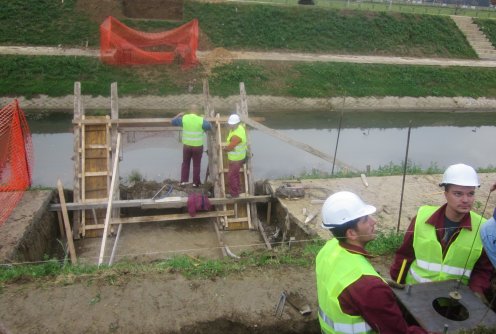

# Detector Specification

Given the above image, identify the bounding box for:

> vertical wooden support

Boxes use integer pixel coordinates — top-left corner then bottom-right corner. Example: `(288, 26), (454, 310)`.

(72, 82), (82, 238)
(57, 179), (77, 265)
(81, 115), (86, 237)
(215, 113), (228, 228)
(202, 79), (219, 193)
(98, 133), (121, 266)
(239, 82), (258, 230)
(110, 82), (120, 232)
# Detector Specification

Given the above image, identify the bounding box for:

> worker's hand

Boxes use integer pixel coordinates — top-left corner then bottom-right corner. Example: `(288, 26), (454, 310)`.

(385, 278), (405, 290)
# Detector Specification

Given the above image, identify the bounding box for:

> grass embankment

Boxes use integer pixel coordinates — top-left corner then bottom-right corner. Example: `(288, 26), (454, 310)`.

(475, 18), (496, 48)
(0, 231), (401, 283)
(0, 0), (494, 98)
(3, 55), (496, 98)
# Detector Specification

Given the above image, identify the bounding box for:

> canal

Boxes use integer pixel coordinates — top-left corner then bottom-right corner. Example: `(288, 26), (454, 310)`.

(27, 110), (496, 188)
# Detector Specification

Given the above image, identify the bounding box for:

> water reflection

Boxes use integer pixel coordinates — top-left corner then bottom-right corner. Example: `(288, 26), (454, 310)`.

(28, 112), (496, 187)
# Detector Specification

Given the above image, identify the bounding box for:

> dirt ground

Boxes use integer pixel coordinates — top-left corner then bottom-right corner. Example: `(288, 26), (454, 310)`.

(1, 2), (496, 333)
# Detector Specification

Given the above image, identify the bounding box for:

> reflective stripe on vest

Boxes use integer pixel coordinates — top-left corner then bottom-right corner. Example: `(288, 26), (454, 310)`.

(182, 114), (204, 147)
(318, 307), (372, 334)
(406, 205), (484, 285)
(227, 124), (247, 161)
(316, 239), (378, 334)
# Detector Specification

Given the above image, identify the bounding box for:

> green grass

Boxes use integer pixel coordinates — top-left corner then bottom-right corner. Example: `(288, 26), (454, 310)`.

(185, 2), (477, 58)
(0, 0), (99, 47)
(366, 231), (404, 255)
(0, 0), (479, 59)
(475, 18), (496, 47)
(290, 162), (496, 180)
(0, 235), (404, 283)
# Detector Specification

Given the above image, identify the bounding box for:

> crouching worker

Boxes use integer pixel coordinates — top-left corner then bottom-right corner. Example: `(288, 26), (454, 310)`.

(316, 191), (427, 334)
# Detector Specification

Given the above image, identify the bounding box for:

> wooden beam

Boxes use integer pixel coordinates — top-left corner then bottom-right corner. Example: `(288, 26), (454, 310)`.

(237, 113), (357, 172)
(49, 195), (271, 211)
(56, 179), (77, 264)
(73, 116), (265, 126)
(98, 132), (121, 266)
(112, 210), (235, 224)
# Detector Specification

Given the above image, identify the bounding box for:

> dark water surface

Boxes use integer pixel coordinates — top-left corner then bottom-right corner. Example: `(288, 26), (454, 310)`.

(27, 110), (496, 187)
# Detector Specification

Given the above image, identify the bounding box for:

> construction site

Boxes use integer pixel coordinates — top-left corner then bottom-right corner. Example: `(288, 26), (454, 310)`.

(2, 0), (496, 333)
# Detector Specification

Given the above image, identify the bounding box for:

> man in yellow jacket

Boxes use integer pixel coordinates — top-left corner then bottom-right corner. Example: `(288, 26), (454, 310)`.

(317, 191), (427, 334)
(172, 104), (211, 187)
(223, 114), (247, 198)
(390, 163), (492, 301)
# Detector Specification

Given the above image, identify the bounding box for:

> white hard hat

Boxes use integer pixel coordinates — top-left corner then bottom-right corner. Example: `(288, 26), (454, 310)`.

(440, 163), (480, 187)
(227, 114), (240, 125)
(321, 191), (376, 229)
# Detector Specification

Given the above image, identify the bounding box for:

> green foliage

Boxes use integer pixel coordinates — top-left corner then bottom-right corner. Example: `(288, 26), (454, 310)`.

(475, 18), (496, 48)
(365, 231), (404, 256)
(185, 2), (476, 58)
(0, 0), (99, 47)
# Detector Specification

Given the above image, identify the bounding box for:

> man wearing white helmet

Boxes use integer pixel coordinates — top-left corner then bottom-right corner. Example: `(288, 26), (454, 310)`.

(223, 114), (247, 198)
(390, 163), (492, 300)
(316, 191), (427, 334)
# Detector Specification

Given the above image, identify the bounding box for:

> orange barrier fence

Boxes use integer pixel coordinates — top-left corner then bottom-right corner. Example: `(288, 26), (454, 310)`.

(100, 16), (199, 69)
(0, 99), (33, 226)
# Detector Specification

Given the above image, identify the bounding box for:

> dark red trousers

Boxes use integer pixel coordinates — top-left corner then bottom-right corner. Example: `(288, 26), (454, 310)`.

(228, 159), (245, 197)
(181, 145), (203, 185)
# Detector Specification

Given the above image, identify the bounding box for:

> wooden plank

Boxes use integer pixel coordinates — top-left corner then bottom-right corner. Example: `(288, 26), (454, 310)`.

(57, 179), (77, 264)
(237, 113), (357, 172)
(113, 210), (235, 224)
(239, 82), (258, 230)
(98, 133), (121, 266)
(73, 116), (264, 126)
(49, 195), (271, 211)
(72, 82), (82, 238)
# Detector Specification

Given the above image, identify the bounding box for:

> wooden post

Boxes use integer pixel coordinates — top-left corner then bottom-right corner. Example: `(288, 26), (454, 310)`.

(110, 82), (120, 231)
(72, 82), (82, 238)
(57, 179), (77, 265)
(239, 83), (258, 230)
(98, 133), (121, 266)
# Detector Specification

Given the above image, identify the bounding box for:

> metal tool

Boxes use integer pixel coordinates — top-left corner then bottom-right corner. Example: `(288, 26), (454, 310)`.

(275, 291), (287, 318)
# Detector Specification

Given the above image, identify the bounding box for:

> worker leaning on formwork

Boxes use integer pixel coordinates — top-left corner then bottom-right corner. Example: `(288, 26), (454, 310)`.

(223, 114), (247, 198)
(316, 191), (428, 334)
(390, 163), (493, 303)
(171, 104), (212, 187)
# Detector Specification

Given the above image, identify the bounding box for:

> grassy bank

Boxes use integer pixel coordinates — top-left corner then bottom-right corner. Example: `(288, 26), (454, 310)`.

(475, 18), (496, 47)
(0, 231), (402, 283)
(0, 0), (478, 59)
(0, 1), (494, 99)
(2, 55), (496, 98)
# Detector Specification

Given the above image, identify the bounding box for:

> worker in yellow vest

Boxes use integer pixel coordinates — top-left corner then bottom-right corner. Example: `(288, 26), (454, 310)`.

(223, 114), (247, 198)
(390, 163), (492, 301)
(317, 191), (427, 334)
(171, 104), (211, 187)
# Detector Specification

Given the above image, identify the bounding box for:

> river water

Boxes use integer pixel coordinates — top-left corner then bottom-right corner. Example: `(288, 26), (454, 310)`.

(28, 110), (496, 187)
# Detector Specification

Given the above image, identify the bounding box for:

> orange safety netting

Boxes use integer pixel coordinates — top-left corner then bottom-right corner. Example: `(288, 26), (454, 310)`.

(100, 16), (199, 69)
(0, 99), (33, 226)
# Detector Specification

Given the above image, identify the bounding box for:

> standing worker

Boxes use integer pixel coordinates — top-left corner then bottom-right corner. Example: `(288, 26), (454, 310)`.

(390, 163), (492, 301)
(223, 114), (246, 198)
(480, 182), (496, 268)
(171, 104), (212, 187)
(316, 191), (427, 334)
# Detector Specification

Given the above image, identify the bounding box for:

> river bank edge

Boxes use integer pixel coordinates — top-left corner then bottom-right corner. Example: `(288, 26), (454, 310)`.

(2, 95), (496, 113)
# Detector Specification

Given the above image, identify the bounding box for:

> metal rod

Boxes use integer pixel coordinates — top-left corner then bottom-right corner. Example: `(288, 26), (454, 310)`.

(331, 111), (344, 175)
(109, 223), (123, 265)
(396, 121), (412, 233)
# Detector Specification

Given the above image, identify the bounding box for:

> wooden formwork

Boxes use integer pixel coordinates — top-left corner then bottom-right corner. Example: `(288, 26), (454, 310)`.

(73, 82), (119, 238)
(71, 81), (262, 244)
